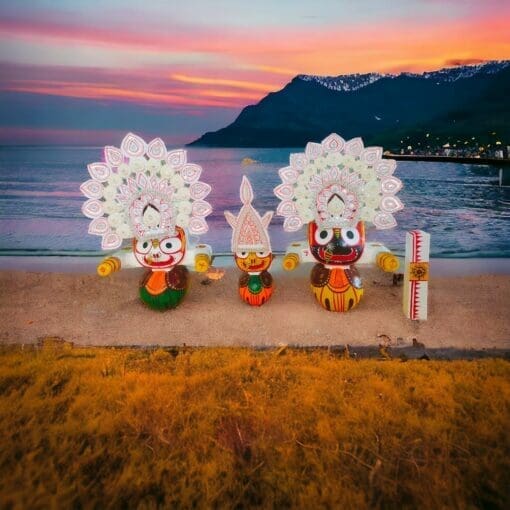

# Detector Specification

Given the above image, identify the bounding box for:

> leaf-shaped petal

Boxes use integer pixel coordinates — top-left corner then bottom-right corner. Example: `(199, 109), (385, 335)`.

(276, 200), (297, 217)
(190, 181), (211, 200)
(188, 216), (208, 235)
(345, 137), (364, 157)
(278, 166), (299, 184)
(305, 142), (323, 160)
(88, 163), (110, 182)
(181, 163), (202, 184)
(192, 200), (212, 217)
(88, 218), (110, 235)
(167, 149), (187, 168)
(373, 212), (397, 230)
(374, 159), (396, 177)
(381, 176), (403, 194)
(283, 215), (303, 232)
(240, 176), (254, 204)
(380, 195), (404, 213)
(101, 232), (122, 250)
(274, 183), (294, 200)
(104, 147), (123, 167)
(82, 199), (104, 219)
(147, 138), (167, 160)
(80, 179), (104, 199)
(290, 153), (307, 170)
(360, 146), (383, 165)
(321, 133), (345, 153)
(121, 132), (147, 157)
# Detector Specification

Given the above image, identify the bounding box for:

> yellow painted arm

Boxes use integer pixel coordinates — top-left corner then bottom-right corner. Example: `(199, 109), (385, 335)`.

(376, 252), (400, 273)
(194, 253), (211, 273)
(283, 253), (300, 271)
(97, 256), (121, 277)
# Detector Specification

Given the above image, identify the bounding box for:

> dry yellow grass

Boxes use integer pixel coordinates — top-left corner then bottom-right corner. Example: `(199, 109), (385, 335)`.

(0, 340), (509, 509)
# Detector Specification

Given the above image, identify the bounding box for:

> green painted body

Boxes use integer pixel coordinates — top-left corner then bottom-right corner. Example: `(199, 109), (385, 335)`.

(139, 286), (187, 311)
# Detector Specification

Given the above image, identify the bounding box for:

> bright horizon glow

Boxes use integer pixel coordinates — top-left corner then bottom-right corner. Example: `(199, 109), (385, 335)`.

(0, 0), (509, 144)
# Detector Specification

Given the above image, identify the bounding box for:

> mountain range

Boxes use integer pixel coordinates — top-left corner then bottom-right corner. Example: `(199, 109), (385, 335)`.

(190, 60), (510, 149)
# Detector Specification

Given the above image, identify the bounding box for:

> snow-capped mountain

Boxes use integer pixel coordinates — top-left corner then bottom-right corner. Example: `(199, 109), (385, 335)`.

(190, 60), (510, 148)
(297, 60), (510, 92)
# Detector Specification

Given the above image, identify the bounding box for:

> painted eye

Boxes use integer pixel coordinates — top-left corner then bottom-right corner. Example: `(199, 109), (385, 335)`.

(314, 228), (334, 246)
(236, 251), (249, 259)
(135, 239), (151, 254)
(160, 237), (183, 254)
(341, 228), (360, 246)
(256, 250), (269, 258)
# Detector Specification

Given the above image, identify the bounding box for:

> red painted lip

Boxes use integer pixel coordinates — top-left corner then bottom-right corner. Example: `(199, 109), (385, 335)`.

(144, 255), (174, 267)
(246, 261), (268, 271)
(318, 247), (358, 264)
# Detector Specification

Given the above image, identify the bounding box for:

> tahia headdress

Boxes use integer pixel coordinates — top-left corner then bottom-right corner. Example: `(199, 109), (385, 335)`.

(81, 133), (212, 250)
(224, 176), (273, 253)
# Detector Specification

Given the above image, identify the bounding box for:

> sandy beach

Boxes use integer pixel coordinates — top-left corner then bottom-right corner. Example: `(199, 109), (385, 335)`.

(1, 261), (509, 348)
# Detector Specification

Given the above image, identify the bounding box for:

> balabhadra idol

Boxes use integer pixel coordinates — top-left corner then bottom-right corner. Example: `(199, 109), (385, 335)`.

(81, 133), (213, 310)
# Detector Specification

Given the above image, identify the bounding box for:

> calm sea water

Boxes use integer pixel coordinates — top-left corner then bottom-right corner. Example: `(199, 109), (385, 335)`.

(0, 146), (509, 257)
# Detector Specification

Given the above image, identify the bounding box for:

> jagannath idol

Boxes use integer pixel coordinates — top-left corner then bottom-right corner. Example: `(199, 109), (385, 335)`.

(81, 133), (213, 310)
(224, 176), (274, 306)
(274, 133), (404, 312)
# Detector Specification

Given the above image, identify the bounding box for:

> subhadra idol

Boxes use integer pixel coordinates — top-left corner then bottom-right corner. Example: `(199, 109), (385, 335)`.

(274, 133), (404, 312)
(224, 176), (274, 306)
(81, 133), (213, 310)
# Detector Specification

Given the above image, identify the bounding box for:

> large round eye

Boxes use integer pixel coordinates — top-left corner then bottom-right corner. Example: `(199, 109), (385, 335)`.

(341, 228), (360, 246)
(236, 251), (249, 259)
(135, 239), (151, 254)
(314, 228), (334, 246)
(160, 237), (183, 254)
(256, 250), (269, 258)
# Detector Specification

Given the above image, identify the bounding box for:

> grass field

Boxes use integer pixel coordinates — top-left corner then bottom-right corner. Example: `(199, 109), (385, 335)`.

(0, 339), (509, 509)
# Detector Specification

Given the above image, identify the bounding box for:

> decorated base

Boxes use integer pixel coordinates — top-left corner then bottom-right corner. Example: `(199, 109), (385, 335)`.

(310, 264), (363, 312)
(139, 266), (189, 310)
(238, 271), (274, 306)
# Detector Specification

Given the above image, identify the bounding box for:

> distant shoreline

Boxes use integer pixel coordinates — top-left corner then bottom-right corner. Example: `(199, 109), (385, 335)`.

(384, 153), (510, 166)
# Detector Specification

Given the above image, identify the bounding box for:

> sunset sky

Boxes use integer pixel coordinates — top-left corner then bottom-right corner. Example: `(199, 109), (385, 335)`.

(0, 0), (509, 145)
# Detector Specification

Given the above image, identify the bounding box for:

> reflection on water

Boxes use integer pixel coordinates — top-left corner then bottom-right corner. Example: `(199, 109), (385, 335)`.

(0, 146), (509, 257)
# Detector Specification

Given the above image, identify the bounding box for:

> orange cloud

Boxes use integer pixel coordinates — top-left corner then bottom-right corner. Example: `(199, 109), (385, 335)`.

(171, 74), (276, 92)
(4, 81), (244, 109)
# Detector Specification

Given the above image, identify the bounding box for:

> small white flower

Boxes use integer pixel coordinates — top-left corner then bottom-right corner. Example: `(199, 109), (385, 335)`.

(175, 186), (190, 200)
(302, 208), (314, 222)
(358, 164), (377, 182)
(160, 165), (174, 179)
(296, 174), (309, 188)
(103, 200), (123, 214)
(341, 155), (356, 168)
(314, 156), (328, 169)
(364, 180), (381, 197)
(107, 212), (124, 229)
(118, 163), (131, 178)
(130, 158), (146, 173)
(107, 173), (123, 188)
(170, 174), (185, 189)
(360, 206), (376, 222)
(363, 191), (382, 209)
(103, 185), (118, 200)
(116, 224), (132, 238)
(326, 152), (343, 166)
(147, 159), (161, 175)
(303, 163), (317, 177)
(175, 213), (189, 228)
(176, 201), (192, 215)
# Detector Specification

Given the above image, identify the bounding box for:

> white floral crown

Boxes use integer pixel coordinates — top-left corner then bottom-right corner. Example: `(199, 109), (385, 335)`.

(274, 133), (403, 232)
(81, 133), (212, 250)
